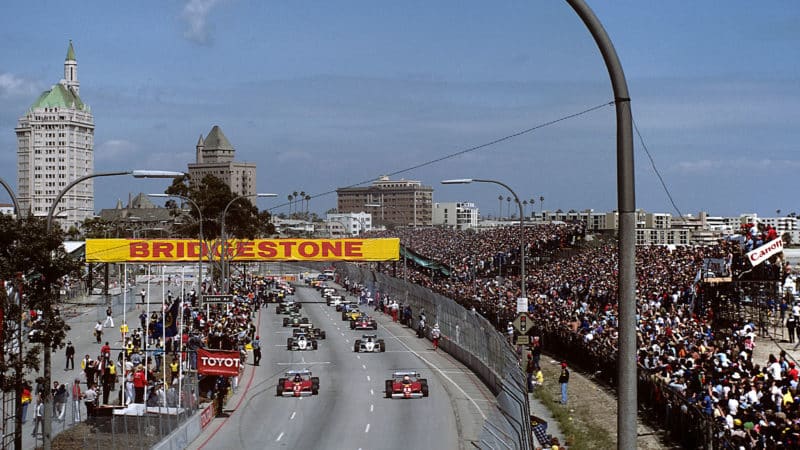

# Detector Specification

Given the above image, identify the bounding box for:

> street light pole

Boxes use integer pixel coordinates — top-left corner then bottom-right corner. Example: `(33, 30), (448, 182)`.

(220, 193), (277, 293)
(42, 169), (182, 450)
(441, 178), (526, 299)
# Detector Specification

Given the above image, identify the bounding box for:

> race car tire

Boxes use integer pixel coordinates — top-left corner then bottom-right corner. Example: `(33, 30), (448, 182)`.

(341, 312), (347, 320)
(277, 379), (286, 396)
(373, 324), (378, 330)
(301, 318), (309, 324)
(378, 340), (385, 352)
(420, 379), (429, 397)
(312, 341), (318, 350)
(350, 321), (355, 330)
(275, 308), (280, 314)
(297, 303), (302, 309)
(354, 340), (361, 352)
(385, 380), (393, 398)
(283, 318), (289, 327)
(311, 377), (320, 395)
(320, 331), (327, 340)
(314, 328), (321, 337)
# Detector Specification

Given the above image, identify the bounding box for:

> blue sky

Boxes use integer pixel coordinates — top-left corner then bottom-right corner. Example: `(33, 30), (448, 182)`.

(1, 1), (798, 218)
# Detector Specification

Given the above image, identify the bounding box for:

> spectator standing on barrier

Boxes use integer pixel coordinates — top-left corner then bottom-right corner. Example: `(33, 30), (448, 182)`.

(104, 306), (114, 328)
(506, 322), (514, 344)
(431, 324), (441, 351)
(31, 395), (43, 437)
(83, 383), (97, 422)
(53, 381), (67, 422)
(139, 288), (147, 307)
(215, 376), (230, 417)
(788, 315), (797, 344)
(252, 335), (262, 366)
(526, 353), (535, 391)
(65, 341), (75, 371)
(71, 378), (82, 422)
(133, 364), (146, 403)
(558, 362), (570, 405)
(120, 320), (129, 343)
(391, 300), (399, 322)
(20, 381), (31, 424)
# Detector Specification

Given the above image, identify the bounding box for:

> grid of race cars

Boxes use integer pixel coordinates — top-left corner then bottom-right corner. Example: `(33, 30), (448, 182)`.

(273, 273), (429, 399)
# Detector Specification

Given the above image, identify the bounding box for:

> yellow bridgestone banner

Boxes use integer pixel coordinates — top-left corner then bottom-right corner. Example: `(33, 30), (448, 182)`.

(85, 238), (400, 263)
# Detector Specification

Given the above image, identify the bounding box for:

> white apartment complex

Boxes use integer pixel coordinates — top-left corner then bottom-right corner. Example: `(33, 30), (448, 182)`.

(432, 202), (479, 229)
(16, 41), (94, 229)
(326, 212), (373, 236)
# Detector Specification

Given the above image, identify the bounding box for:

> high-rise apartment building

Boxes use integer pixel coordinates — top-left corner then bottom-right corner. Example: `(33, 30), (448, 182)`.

(16, 41), (94, 229)
(336, 176), (433, 226)
(188, 125), (256, 197)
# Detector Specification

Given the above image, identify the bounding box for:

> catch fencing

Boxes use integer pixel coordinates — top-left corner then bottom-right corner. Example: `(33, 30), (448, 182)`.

(332, 262), (533, 450)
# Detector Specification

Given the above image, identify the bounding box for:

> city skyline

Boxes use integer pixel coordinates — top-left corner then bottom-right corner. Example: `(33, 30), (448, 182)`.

(1, 2), (797, 218)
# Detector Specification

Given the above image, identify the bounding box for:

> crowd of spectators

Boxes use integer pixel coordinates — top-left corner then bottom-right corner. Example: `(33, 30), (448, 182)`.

(369, 223), (795, 448)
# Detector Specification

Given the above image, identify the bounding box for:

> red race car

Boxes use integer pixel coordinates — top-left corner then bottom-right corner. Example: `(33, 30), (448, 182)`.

(350, 315), (378, 330)
(276, 370), (320, 397)
(385, 371), (428, 399)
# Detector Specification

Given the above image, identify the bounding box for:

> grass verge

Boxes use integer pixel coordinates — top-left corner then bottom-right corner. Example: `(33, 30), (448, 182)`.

(532, 365), (615, 450)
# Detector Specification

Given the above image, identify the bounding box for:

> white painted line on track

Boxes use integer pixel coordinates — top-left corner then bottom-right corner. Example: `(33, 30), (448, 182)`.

(276, 432), (284, 441)
(290, 411), (296, 420)
(276, 361), (331, 365)
(381, 323), (488, 421)
(370, 404), (374, 412)
(370, 389), (374, 396)
(366, 375), (371, 381)
(362, 364), (367, 370)
(356, 355), (361, 360)
(365, 424), (370, 433)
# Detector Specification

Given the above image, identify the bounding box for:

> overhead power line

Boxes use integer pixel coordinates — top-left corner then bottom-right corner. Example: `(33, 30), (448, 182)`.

(271, 100), (615, 210)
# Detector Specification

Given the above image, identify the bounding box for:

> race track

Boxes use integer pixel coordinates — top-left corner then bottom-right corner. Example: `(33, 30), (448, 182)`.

(189, 274), (497, 450)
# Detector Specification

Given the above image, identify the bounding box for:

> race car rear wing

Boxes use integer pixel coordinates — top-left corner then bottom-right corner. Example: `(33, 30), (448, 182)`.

(391, 370), (420, 377)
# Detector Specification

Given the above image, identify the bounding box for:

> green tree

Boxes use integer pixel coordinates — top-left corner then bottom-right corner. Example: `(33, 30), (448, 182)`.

(0, 214), (82, 446)
(165, 174), (274, 239)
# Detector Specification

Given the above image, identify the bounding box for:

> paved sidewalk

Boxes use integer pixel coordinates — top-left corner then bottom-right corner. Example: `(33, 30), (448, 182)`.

(20, 281), (179, 449)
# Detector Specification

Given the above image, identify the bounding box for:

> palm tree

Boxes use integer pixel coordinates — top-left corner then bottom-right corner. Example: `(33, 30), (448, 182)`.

(287, 194), (294, 215)
(523, 200), (528, 218)
(498, 195), (503, 220)
(304, 195), (311, 217)
(292, 191), (299, 214)
(539, 196), (544, 217)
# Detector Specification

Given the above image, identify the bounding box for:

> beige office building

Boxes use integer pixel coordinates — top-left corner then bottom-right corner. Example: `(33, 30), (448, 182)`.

(336, 176), (433, 226)
(188, 125), (256, 197)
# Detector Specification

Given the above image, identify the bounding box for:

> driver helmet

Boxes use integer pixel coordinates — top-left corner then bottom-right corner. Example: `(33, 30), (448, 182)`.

(294, 374), (302, 382)
(403, 375), (411, 383)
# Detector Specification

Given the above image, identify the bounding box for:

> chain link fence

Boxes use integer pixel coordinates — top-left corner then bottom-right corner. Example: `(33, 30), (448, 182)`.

(331, 262), (533, 450)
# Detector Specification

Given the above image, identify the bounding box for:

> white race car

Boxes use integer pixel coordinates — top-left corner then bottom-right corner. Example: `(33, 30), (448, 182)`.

(287, 333), (318, 351)
(353, 334), (386, 353)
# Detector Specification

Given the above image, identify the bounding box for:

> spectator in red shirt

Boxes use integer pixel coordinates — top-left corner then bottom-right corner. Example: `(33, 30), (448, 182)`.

(133, 365), (147, 403)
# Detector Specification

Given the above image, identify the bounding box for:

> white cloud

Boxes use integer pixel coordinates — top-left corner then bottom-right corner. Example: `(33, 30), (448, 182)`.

(674, 158), (800, 174)
(181, 0), (223, 44)
(0, 73), (39, 98)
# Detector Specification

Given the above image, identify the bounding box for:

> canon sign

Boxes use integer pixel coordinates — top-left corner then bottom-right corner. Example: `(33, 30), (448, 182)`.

(197, 348), (242, 376)
(747, 238), (784, 267)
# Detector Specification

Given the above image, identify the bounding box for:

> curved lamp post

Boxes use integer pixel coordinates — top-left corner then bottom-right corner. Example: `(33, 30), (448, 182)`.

(41, 169), (182, 450)
(441, 178), (526, 299)
(0, 176), (21, 216)
(220, 193), (277, 293)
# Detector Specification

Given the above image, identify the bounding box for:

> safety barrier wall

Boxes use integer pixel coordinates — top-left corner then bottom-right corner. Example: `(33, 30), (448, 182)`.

(332, 262), (533, 450)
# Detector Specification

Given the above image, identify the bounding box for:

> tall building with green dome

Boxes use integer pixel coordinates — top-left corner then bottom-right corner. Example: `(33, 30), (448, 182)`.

(15, 41), (94, 229)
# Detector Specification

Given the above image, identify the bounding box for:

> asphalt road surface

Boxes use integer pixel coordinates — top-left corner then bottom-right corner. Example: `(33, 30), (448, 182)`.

(190, 276), (498, 450)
